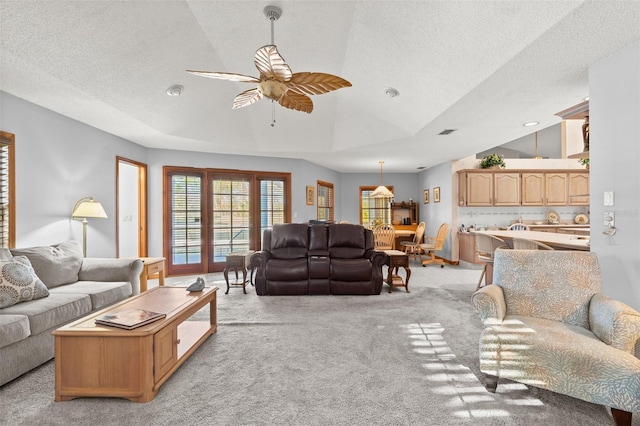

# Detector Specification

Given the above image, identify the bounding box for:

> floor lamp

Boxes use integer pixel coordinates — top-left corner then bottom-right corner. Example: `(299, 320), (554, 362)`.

(72, 197), (108, 257)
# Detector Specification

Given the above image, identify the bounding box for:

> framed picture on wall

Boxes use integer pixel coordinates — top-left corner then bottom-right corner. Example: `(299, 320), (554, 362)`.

(434, 187), (440, 203)
(423, 189), (429, 204)
(306, 186), (315, 205)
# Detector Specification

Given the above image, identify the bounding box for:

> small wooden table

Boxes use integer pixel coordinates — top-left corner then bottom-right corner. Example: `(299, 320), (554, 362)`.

(139, 257), (165, 292)
(383, 250), (411, 293)
(224, 251), (255, 294)
(53, 286), (217, 402)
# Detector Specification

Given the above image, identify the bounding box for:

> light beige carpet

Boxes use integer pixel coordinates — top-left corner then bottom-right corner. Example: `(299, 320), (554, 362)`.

(1, 264), (623, 425)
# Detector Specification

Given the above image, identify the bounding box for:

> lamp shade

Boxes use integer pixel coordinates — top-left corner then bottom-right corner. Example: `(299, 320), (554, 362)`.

(72, 198), (107, 219)
(371, 185), (394, 199)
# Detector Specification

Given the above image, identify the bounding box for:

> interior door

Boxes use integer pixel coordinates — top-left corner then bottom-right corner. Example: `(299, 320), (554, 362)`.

(116, 157), (147, 257)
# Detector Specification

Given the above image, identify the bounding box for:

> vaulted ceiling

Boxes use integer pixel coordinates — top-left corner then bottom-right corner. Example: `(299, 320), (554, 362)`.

(1, 1), (639, 172)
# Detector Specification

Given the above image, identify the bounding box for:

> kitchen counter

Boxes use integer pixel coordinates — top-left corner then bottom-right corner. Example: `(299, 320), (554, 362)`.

(473, 230), (590, 251)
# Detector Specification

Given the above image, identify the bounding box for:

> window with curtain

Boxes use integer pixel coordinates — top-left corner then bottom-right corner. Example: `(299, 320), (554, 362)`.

(317, 180), (334, 221)
(0, 132), (15, 248)
(360, 186), (392, 227)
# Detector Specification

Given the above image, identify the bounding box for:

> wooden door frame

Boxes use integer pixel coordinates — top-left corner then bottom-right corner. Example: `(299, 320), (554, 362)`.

(116, 156), (148, 257)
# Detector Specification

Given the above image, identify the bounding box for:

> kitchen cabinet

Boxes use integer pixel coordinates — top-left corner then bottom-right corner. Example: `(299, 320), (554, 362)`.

(458, 232), (482, 264)
(458, 169), (588, 207)
(464, 172), (493, 206)
(545, 172), (568, 205)
(521, 173), (545, 205)
(568, 173), (589, 205)
(494, 173), (520, 206)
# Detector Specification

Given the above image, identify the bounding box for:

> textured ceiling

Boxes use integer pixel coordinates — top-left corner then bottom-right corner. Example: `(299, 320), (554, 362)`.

(1, 1), (639, 172)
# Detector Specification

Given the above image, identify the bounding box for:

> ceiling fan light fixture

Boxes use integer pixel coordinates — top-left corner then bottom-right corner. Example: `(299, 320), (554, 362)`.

(186, 4), (351, 117)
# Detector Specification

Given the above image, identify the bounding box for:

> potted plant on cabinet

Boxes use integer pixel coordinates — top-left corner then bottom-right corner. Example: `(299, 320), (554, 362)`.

(578, 158), (589, 170)
(479, 154), (506, 169)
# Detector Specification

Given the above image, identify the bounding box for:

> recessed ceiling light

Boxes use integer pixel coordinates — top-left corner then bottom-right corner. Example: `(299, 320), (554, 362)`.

(523, 121), (539, 127)
(166, 85), (184, 96)
(385, 87), (399, 98)
(584, 96), (590, 101)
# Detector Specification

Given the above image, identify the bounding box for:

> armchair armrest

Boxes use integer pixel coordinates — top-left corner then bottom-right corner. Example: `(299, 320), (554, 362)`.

(589, 293), (640, 354)
(250, 251), (271, 296)
(79, 258), (144, 295)
(471, 285), (507, 326)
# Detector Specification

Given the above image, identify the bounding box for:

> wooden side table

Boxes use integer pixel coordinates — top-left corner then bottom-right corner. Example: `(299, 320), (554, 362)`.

(224, 251), (255, 294)
(139, 257), (165, 292)
(383, 250), (411, 293)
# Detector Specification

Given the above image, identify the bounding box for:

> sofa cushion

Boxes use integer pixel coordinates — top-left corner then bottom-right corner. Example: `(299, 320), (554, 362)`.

(328, 224), (366, 259)
(0, 248), (13, 260)
(0, 293), (91, 335)
(50, 281), (132, 310)
(270, 224), (309, 259)
(266, 258), (308, 281)
(331, 258), (372, 281)
(0, 314), (30, 349)
(0, 256), (50, 308)
(11, 241), (83, 288)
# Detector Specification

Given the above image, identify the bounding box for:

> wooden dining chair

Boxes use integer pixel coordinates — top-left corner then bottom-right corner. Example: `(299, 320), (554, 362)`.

(475, 233), (509, 290)
(419, 223), (450, 267)
(511, 237), (554, 250)
(373, 224), (396, 250)
(400, 221), (425, 260)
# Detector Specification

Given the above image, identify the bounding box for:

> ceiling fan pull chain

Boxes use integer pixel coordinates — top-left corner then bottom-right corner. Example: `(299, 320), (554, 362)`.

(271, 100), (276, 127)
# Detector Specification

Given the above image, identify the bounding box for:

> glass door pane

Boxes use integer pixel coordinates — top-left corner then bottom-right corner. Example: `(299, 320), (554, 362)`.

(259, 179), (286, 247)
(168, 172), (204, 275)
(211, 178), (250, 265)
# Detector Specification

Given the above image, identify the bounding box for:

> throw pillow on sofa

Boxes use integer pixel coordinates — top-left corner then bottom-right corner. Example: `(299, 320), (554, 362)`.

(0, 255), (49, 308)
(10, 241), (83, 288)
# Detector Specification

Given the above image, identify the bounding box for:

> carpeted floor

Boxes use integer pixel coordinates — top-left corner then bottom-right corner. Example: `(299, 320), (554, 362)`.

(0, 263), (626, 425)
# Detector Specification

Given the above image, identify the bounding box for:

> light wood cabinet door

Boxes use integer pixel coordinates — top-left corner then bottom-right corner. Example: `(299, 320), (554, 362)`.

(466, 173), (493, 206)
(458, 232), (481, 264)
(154, 325), (177, 382)
(521, 173), (545, 205)
(545, 173), (568, 205)
(568, 172), (589, 205)
(494, 173), (520, 206)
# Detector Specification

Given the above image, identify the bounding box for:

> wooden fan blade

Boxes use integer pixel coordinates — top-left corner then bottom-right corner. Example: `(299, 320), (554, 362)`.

(233, 88), (263, 109)
(278, 91), (313, 114)
(287, 72), (352, 96)
(254, 45), (292, 82)
(187, 70), (259, 83)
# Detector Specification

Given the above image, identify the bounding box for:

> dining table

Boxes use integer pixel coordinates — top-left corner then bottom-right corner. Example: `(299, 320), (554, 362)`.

(473, 229), (590, 251)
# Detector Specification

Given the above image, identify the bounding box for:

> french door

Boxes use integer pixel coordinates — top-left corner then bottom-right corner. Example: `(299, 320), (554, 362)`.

(164, 167), (290, 275)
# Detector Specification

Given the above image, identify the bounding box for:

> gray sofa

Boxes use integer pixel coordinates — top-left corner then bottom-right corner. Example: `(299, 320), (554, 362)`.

(0, 241), (143, 386)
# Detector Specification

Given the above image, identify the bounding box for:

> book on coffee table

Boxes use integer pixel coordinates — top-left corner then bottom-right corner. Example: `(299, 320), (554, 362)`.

(95, 308), (166, 330)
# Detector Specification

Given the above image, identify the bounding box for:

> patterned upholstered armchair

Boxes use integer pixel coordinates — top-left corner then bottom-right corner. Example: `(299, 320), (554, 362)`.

(472, 249), (640, 426)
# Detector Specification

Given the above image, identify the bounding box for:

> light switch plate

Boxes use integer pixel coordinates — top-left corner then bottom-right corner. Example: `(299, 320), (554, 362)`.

(604, 191), (614, 206)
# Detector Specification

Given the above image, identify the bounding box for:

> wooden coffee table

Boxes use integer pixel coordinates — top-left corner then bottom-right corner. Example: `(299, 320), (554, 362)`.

(53, 286), (217, 402)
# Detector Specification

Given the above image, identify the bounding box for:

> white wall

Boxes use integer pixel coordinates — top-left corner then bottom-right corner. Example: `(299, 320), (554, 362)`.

(589, 40), (640, 309)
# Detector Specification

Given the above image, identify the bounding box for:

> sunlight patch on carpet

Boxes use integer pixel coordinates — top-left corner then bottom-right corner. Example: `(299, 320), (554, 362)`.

(401, 322), (545, 420)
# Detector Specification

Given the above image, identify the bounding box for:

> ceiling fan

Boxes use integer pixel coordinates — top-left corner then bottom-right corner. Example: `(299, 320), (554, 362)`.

(187, 5), (351, 116)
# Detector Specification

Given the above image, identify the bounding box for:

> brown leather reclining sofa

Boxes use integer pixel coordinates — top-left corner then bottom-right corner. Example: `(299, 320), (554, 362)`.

(251, 223), (386, 295)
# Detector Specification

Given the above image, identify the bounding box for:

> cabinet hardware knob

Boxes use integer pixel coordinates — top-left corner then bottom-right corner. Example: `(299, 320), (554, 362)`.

(175, 339), (181, 345)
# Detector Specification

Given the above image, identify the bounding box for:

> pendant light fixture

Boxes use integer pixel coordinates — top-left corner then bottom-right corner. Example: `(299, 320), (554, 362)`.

(533, 131), (543, 159)
(371, 161), (394, 199)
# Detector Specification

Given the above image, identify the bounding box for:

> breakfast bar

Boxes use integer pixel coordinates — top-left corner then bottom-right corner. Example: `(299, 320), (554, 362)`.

(473, 230), (590, 251)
